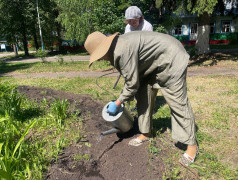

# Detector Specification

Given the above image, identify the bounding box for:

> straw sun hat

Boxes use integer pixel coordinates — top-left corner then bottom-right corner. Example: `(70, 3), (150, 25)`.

(85, 31), (119, 67)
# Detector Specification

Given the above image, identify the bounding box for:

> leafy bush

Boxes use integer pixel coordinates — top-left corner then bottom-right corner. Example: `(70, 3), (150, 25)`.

(155, 25), (167, 33)
(91, 0), (125, 34)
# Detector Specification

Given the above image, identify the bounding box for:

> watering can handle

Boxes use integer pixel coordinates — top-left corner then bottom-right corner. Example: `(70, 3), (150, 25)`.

(106, 102), (123, 115)
(113, 75), (121, 89)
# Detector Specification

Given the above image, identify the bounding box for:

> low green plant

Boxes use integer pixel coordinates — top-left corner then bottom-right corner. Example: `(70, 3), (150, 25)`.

(51, 98), (69, 127)
(0, 82), (16, 98)
(149, 139), (160, 154)
(35, 49), (47, 63)
(74, 153), (91, 161)
(162, 167), (181, 180)
(2, 89), (23, 120)
(54, 138), (65, 157)
(0, 119), (36, 179)
(57, 55), (64, 65)
(0, 83), (83, 179)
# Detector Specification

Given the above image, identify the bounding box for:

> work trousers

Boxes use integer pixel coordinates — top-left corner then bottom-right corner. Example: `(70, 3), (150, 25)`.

(136, 69), (196, 145)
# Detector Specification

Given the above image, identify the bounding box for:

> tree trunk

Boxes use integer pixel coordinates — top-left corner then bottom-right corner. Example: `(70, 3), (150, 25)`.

(54, 9), (63, 53)
(33, 30), (39, 50)
(195, 12), (210, 55)
(13, 43), (18, 56)
(22, 35), (29, 56)
(56, 23), (63, 52)
(21, 21), (29, 56)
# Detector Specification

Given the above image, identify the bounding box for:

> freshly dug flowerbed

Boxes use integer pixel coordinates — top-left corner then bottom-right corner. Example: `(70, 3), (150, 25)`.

(18, 85), (198, 180)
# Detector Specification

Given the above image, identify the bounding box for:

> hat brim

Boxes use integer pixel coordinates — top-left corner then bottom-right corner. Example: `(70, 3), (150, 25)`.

(89, 32), (119, 67)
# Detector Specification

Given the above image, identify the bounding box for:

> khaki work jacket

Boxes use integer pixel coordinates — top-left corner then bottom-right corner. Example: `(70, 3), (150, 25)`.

(111, 31), (190, 103)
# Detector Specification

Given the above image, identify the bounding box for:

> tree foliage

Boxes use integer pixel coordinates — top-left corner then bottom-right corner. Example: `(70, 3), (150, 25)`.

(0, 0), (236, 55)
(0, 0), (36, 55)
(55, 0), (125, 43)
(91, 1), (125, 34)
(184, 0), (218, 15)
(0, 0), (62, 54)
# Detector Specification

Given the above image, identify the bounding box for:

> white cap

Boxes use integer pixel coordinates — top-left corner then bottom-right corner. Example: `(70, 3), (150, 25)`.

(125, 6), (142, 20)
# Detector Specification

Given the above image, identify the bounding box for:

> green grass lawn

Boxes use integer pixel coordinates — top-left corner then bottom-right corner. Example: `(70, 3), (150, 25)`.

(0, 60), (113, 74)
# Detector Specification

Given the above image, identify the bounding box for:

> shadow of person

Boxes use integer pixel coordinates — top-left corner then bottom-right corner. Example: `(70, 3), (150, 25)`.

(152, 96), (172, 135)
(154, 95), (167, 112)
(174, 124), (199, 151)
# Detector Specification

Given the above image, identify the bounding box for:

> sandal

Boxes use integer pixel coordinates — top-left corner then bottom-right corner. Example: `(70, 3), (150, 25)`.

(179, 147), (199, 166)
(128, 137), (150, 147)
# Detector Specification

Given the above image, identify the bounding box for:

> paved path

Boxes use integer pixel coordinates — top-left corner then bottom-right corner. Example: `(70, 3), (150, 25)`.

(1, 53), (238, 78)
(4, 55), (90, 63)
(0, 71), (119, 78)
(1, 66), (237, 78)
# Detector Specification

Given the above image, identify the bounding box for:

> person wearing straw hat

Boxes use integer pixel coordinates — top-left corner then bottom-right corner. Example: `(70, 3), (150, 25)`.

(84, 31), (198, 167)
(124, 6), (153, 33)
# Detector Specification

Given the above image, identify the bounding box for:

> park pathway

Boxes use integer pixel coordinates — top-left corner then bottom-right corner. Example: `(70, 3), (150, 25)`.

(1, 52), (238, 78)
(0, 65), (237, 78)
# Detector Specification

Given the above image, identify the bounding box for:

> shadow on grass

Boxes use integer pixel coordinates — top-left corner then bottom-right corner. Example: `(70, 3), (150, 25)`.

(154, 96), (167, 112)
(188, 51), (238, 67)
(0, 106), (43, 123)
(153, 96), (171, 133)
(18, 106), (44, 122)
(0, 61), (39, 75)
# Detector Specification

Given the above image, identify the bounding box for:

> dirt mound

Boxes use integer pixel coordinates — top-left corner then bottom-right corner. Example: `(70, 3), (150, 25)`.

(18, 86), (198, 180)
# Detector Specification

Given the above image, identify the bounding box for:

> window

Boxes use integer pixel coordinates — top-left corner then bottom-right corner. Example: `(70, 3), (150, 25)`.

(173, 25), (182, 35)
(210, 22), (215, 34)
(221, 21), (231, 33)
(190, 23), (198, 40)
(191, 23), (198, 34)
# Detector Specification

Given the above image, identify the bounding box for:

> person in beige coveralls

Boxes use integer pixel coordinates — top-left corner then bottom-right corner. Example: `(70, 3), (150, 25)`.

(85, 31), (199, 166)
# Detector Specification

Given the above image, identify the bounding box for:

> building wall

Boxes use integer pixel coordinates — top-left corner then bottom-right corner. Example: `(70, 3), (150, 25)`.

(213, 16), (238, 33)
(172, 15), (238, 44)
(182, 17), (198, 36)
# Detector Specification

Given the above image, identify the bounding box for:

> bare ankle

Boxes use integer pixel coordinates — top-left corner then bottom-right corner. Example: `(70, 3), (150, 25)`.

(186, 145), (198, 157)
(138, 133), (150, 140)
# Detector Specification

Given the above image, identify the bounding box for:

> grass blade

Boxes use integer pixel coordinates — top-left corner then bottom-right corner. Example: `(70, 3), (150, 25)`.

(11, 119), (36, 159)
(0, 169), (11, 180)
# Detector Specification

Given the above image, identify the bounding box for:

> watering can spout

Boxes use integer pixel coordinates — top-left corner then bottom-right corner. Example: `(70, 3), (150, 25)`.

(101, 128), (120, 136)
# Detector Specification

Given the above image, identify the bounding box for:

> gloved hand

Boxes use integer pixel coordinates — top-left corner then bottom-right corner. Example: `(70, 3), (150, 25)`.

(107, 101), (120, 115)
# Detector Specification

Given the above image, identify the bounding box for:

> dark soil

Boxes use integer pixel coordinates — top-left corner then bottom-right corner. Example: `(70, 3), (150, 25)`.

(18, 86), (199, 180)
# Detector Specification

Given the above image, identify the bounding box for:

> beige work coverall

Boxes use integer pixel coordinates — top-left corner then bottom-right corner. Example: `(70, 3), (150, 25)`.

(111, 31), (196, 145)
